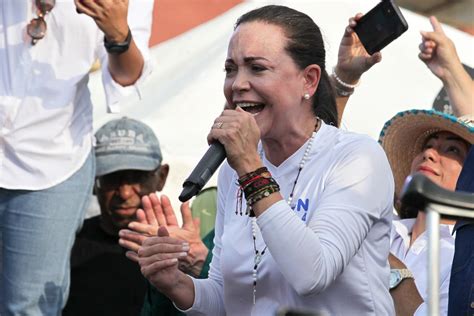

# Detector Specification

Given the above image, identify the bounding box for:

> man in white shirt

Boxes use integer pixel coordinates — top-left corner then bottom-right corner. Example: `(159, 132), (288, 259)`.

(0, 0), (154, 314)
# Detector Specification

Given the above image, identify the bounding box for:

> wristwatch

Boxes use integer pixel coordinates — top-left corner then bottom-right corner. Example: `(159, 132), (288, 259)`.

(390, 268), (414, 290)
(104, 29), (132, 55)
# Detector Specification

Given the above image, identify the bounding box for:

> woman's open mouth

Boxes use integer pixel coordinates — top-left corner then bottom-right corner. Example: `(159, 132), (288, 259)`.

(236, 102), (265, 116)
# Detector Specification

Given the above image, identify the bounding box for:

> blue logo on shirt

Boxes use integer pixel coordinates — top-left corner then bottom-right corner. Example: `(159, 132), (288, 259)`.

(296, 198), (309, 212)
(291, 198), (309, 222)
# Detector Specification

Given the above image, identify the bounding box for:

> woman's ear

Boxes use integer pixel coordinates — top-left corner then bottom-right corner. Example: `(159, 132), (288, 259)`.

(303, 64), (321, 97)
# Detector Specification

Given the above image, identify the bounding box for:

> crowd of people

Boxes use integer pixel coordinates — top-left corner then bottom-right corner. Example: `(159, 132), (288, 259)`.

(0, 2), (473, 316)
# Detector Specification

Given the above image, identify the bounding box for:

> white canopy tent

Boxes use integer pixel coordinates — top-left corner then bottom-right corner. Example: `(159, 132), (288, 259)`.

(87, 0), (474, 214)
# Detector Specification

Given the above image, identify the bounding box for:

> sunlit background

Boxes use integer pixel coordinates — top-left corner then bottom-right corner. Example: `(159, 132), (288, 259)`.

(86, 0), (474, 218)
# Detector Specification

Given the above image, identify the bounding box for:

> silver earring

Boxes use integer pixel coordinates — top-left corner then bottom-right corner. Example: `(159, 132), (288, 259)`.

(303, 93), (310, 100)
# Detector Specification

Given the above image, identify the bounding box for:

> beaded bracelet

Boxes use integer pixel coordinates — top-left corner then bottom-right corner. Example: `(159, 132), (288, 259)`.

(246, 184), (280, 216)
(247, 184), (280, 204)
(333, 84), (354, 97)
(247, 183), (279, 200)
(332, 66), (360, 89)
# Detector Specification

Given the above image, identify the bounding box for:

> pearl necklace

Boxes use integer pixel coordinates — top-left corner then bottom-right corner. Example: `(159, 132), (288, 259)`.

(251, 118), (319, 305)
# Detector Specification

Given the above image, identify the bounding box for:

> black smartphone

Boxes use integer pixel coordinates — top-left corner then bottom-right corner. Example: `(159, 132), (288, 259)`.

(354, 0), (408, 55)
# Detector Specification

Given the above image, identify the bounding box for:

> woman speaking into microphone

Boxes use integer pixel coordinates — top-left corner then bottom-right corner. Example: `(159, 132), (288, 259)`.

(136, 5), (395, 315)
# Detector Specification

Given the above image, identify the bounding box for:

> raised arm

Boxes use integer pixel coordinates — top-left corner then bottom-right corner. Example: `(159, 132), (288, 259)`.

(419, 16), (473, 117)
(74, 0), (146, 86)
(332, 13), (382, 124)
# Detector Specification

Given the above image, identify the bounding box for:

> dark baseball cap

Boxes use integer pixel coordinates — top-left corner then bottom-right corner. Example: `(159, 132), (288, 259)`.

(94, 117), (163, 177)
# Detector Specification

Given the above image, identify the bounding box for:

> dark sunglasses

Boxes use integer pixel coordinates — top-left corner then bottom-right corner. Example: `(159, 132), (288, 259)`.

(27, 0), (56, 45)
(95, 169), (160, 190)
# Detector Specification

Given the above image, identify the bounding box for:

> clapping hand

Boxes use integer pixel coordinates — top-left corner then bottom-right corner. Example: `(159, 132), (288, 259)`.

(138, 226), (186, 292)
(119, 193), (209, 277)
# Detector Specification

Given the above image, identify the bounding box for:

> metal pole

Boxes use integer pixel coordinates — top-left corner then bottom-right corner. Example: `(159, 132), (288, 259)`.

(426, 205), (440, 316)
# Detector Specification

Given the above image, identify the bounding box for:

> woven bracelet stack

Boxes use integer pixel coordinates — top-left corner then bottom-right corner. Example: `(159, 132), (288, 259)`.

(237, 167), (280, 217)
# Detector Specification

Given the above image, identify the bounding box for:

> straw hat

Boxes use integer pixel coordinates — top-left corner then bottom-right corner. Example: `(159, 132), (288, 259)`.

(378, 109), (474, 201)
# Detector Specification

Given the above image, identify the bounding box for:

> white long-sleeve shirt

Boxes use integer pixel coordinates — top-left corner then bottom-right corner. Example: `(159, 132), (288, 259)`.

(187, 122), (396, 315)
(390, 219), (455, 316)
(0, 0), (153, 190)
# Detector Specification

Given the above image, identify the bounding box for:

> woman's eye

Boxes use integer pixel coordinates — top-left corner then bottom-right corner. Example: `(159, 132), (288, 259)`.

(224, 66), (235, 75)
(446, 146), (461, 154)
(251, 64), (266, 72)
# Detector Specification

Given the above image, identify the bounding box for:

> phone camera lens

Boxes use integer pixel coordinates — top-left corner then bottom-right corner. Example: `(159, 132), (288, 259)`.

(387, 8), (392, 14)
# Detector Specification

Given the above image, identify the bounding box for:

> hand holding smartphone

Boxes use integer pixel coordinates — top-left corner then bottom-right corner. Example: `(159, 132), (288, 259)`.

(354, 0), (408, 55)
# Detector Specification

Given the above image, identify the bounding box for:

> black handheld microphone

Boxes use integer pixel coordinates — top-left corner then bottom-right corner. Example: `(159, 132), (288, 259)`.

(179, 142), (226, 202)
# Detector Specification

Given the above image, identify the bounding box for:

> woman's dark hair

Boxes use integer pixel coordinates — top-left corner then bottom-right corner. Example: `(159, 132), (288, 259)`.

(397, 198), (418, 219)
(235, 5), (338, 127)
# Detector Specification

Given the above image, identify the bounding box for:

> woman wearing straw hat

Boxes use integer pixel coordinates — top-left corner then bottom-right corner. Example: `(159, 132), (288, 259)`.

(378, 110), (474, 315)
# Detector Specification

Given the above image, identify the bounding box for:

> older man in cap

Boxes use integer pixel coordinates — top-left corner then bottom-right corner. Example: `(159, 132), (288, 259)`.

(63, 117), (169, 315)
